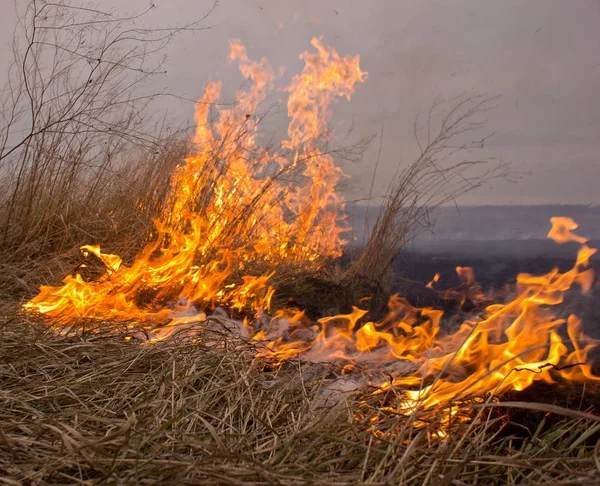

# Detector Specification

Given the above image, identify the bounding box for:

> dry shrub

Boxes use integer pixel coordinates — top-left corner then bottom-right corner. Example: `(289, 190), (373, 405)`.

(347, 95), (508, 286)
(0, 0), (213, 296)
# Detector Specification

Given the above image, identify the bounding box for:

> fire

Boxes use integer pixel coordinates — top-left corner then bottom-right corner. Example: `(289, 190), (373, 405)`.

(252, 217), (599, 418)
(25, 37), (366, 324)
(24, 38), (598, 426)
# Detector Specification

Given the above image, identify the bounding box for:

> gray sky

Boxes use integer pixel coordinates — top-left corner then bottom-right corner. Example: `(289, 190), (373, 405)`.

(1, 0), (599, 205)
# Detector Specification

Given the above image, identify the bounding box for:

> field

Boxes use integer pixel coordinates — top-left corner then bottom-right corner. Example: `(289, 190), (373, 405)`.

(2, 241), (600, 485)
(2, 2), (600, 483)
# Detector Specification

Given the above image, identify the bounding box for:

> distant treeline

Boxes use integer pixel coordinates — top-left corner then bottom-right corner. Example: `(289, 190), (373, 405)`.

(343, 204), (600, 246)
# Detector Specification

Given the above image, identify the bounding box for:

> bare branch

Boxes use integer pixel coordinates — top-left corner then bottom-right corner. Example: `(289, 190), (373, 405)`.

(0, 0), (215, 255)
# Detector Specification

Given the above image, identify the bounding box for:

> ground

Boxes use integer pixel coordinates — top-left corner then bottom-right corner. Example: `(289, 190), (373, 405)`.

(1, 246), (600, 484)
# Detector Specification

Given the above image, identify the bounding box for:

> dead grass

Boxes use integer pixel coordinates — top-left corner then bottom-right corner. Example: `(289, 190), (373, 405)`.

(1, 5), (598, 485)
(2, 303), (599, 485)
(0, 138), (188, 299)
(0, 0), (206, 299)
(346, 95), (507, 286)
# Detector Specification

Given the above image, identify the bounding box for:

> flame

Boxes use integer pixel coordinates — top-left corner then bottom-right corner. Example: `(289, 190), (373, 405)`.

(426, 273), (440, 289)
(548, 216), (588, 245)
(24, 41), (599, 429)
(250, 217), (598, 417)
(25, 38), (366, 324)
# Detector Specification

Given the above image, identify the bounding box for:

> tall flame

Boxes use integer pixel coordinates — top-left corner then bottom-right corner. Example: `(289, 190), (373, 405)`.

(25, 37), (366, 323)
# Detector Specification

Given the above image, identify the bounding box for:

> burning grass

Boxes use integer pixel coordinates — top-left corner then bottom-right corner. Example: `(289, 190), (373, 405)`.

(2, 308), (600, 485)
(3, 6), (600, 483)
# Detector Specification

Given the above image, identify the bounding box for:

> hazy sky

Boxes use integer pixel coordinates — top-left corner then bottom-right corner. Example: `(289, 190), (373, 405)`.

(1, 0), (599, 205)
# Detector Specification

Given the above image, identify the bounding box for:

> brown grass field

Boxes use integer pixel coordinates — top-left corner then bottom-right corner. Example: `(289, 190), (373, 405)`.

(2, 304), (600, 485)
(2, 2), (600, 484)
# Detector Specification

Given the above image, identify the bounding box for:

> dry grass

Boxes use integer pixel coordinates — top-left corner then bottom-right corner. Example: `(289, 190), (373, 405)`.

(347, 95), (507, 285)
(0, 0), (206, 298)
(2, 4), (599, 485)
(0, 137), (189, 299)
(2, 303), (599, 485)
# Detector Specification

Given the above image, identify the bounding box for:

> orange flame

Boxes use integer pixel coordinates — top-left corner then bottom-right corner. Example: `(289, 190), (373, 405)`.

(25, 38), (366, 324)
(251, 218), (598, 415)
(426, 273), (440, 289)
(548, 216), (588, 245)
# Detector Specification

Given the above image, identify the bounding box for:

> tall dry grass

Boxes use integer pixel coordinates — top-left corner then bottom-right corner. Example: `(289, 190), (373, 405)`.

(0, 0), (368, 302)
(0, 0), (213, 297)
(0, 2), (505, 305)
(346, 95), (508, 285)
